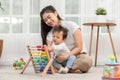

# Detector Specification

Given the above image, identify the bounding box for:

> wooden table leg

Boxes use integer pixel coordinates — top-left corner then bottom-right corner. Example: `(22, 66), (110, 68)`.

(95, 26), (100, 66)
(89, 26), (94, 56)
(107, 26), (118, 62)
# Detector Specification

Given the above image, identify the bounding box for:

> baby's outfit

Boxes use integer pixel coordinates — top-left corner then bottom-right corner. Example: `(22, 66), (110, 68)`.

(51, 42), (76, 74)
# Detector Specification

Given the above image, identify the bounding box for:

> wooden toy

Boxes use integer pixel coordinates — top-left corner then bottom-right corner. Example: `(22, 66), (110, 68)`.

(20, 45), (55, 77)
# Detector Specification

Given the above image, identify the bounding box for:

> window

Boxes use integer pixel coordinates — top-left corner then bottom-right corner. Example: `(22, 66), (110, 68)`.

(0, 0), (119, 34)
(0, 0), (40, 34)
(65, 0), (118, 33)
(65, 0), (80, 25)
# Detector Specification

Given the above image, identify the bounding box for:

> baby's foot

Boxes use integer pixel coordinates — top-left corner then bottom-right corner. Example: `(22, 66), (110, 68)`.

(58, 67), (69, 74)
(62, 67), (69, 74)
(58, 67), (64, 73)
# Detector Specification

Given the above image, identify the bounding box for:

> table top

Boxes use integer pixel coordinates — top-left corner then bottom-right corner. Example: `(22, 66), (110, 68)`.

(83, 22), (116, 27)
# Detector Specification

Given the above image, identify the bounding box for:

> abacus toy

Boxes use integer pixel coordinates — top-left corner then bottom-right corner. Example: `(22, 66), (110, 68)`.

(102, 56), (120, 80)
(20, 45), (55, 77)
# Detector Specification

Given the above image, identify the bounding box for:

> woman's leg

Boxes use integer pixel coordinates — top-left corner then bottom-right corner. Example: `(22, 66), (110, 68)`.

(71, 53), (92, 73)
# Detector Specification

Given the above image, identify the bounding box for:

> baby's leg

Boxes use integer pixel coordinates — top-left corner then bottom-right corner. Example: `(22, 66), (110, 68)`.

(53, 59), (62, 70)
(61, 55), (76, 74)
(66, 55), (76, 68)
(53, 59), (65, 73)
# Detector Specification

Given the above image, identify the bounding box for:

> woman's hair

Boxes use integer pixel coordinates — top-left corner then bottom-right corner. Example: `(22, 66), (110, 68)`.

(52, 26), (68, 40)
(40, 5), (62, 45)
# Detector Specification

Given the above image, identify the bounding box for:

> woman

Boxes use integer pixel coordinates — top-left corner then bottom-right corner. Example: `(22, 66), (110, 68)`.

(40, 5), (92, 73)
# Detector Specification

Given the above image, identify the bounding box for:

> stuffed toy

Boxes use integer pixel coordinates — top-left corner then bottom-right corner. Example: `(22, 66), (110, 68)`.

(72, 53), (92, 73)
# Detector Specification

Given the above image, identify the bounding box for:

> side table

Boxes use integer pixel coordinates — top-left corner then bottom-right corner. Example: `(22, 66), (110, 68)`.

(83, 22), (118, 66)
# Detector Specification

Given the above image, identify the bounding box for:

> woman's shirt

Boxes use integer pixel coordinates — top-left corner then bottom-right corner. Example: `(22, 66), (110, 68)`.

(47, 20), (87, 53)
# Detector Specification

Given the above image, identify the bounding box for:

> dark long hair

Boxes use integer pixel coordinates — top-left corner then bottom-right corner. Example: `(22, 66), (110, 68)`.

(40, 5), (62, 45)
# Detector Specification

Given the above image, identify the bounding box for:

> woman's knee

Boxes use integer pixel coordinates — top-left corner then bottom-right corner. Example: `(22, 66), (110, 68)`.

(72, 53), (92, 72)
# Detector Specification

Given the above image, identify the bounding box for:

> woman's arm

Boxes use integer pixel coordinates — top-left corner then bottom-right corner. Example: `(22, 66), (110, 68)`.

(46, 40), (54, 52)
(47, 40), (52, 46)
(56, 28), (83, 62)
(69, 28), (83, 56)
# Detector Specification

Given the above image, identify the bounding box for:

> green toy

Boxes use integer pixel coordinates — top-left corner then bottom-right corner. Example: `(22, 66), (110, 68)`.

(13, 58), (25, 70)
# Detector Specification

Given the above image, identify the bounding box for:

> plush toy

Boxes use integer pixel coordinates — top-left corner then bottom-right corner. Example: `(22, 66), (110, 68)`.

(72, 53), (92, 72)
(13, 58), (25, 70)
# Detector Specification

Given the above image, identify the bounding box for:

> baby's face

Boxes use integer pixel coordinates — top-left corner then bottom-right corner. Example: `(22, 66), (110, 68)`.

(52, 31), (64, 45)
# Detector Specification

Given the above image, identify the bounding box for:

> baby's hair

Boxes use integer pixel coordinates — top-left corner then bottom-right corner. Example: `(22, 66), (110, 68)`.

(52, 26), (68, 40)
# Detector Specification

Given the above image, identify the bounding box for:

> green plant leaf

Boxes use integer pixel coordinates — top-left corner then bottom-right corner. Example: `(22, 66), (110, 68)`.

(95, 8), (107, 15)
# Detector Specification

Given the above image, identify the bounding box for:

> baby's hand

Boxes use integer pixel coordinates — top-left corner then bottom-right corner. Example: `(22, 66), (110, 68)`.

(47, 45), (54, 52)
(56, 53), (70, 63)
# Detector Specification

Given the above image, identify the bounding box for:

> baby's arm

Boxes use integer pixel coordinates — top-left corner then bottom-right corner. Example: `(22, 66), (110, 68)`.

(46, 40), (54, 51)
(48, 45), (54, 52)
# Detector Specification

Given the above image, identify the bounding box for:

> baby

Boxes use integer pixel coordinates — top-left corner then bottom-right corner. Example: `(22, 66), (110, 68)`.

(48, 26), (76, 74)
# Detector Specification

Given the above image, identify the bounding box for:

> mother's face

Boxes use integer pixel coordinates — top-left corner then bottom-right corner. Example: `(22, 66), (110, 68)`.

(42, 12), (58, 27)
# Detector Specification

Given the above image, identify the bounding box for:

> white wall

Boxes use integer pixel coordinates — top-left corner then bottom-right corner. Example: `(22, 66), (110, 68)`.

(0, 34), (120, 66)
(0, 34), (42, 65)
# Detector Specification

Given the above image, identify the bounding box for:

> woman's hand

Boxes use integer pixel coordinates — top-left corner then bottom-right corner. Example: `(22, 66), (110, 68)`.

(55, 53), (70, 63)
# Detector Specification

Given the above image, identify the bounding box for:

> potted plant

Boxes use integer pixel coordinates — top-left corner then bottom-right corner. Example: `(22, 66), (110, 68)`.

(95, 7), (107, 15)
(95, 7), (107, 22)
